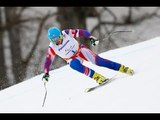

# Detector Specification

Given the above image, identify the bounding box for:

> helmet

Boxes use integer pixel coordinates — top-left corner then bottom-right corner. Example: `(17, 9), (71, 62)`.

(48, 27), (61, 42)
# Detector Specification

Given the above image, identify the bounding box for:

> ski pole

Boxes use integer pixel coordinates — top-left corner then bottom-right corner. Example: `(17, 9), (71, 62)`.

(100, 30), (134, 42)
(42, 82), (47, 107)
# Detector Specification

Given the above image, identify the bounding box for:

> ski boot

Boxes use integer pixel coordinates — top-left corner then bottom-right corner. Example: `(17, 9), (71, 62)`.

(119, 65), (134, 75)
(92, 72), (109, 85)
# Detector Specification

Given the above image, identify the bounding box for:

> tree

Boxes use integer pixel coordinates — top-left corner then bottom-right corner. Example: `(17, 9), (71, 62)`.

(0, 7), (56, 89)
(0, 8), (8, 89)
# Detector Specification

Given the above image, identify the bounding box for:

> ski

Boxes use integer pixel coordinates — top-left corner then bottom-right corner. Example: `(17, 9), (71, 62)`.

(85, 75), (117, 93)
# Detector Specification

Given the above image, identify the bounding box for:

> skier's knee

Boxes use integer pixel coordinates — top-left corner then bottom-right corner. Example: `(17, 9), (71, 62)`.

(69, 59), (84, 73)
(70, 59), (81, 69)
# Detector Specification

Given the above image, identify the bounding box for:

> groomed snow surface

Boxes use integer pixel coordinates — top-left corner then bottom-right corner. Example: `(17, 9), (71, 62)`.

(0, 37), (160, 113)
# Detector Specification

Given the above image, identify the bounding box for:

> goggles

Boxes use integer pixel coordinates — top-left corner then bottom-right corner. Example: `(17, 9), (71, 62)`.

(50, 35), (62, 43)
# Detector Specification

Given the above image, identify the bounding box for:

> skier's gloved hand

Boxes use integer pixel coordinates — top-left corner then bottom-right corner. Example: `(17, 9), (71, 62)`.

(42, 73), (50, 83)
(89, 36), (99, 46)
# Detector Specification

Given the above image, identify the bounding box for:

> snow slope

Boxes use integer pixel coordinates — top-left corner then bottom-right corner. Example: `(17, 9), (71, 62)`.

(0, 37), (160, 113)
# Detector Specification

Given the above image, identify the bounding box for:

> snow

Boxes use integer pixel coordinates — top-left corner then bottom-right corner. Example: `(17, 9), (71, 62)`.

(0, 37), (160, 113)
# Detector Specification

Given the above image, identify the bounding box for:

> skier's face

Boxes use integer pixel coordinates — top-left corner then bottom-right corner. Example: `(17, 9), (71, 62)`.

(50, 34), (63, 44)
(55, 35), (63, 44)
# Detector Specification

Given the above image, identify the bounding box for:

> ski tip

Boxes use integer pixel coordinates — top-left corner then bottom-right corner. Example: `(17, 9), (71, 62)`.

(85, 88), (90, 93)
(85, 87), (95, 93)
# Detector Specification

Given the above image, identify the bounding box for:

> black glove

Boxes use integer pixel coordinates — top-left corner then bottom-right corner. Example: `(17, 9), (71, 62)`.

(89, 36), (99, 46)
(42, 73), (50, 83)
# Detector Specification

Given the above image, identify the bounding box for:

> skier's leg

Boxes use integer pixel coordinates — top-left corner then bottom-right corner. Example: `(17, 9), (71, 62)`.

(80, 44), (121, 70)
(69, 58), (94, 78)
(79, 44), (134, 75)
(69, 58), (108, 84)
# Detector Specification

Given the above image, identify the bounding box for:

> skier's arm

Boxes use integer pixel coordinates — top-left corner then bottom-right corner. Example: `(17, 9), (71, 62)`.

(64, 29), (99, 46)
(64, 29), (91, 39)
(42, 47), (56, 83)
(44, 47), (56, 74)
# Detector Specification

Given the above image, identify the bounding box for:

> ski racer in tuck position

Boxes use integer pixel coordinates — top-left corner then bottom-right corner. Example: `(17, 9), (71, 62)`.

(42, 27), (134, 85)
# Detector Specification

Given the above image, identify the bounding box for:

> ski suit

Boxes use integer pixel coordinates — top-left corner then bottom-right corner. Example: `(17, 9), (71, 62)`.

(43, 29), (121, 78)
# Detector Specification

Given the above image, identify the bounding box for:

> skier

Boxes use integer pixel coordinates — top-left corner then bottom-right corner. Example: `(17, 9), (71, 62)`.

(42, 27), (134, 85)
